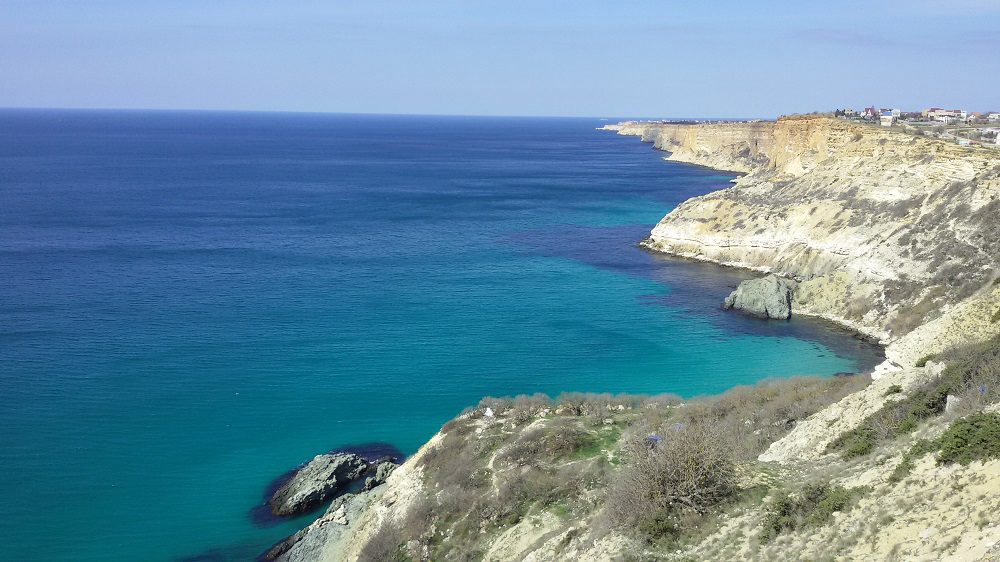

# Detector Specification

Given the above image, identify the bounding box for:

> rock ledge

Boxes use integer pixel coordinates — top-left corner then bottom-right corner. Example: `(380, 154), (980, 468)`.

(268, 453), (368, 516)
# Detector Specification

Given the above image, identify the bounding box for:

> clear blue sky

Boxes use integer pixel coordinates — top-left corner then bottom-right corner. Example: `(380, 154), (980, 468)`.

(2, 0), (997, 117)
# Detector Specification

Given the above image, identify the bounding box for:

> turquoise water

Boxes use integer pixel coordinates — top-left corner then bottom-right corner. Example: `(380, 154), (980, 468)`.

(0, 110), (882, 561)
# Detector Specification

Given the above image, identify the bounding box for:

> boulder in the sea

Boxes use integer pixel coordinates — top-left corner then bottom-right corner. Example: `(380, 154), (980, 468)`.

(268, 453), (369, 516)
(723, 275), (793, 320)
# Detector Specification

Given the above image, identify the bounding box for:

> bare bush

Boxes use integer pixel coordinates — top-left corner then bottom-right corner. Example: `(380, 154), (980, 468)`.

(511, 393), (550, 423)
(496, 421), (589, 467)
(357, 521), (405, 562)
(555, 391), (588, 415)
(477, 396), (511, 416)
(606, 422), (738, 530)
(666, 375), (870, 460)
(869, 403), (906, 440)
(418, 431), (491, 490)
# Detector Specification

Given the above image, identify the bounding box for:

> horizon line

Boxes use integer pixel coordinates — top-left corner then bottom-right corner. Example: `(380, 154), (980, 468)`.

(0, 105), (769, 121)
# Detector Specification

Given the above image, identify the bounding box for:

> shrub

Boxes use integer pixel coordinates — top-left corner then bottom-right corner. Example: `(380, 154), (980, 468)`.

(357, 522), (408, 562)
(937, 333), (1000, 407)
(606, 422), (738, 535)
(884, 384), (903, 396)
(511, 393), (550, 423)
(477, 396), (511, 416)
(915, 354), (936, 367)
(495, 421), (591, 467)
(418, 431), (492, 490)
(828, 380), (949, 458)
(929, 412), (1000, 466)
(759, 483), (862, 543)
(555, 392), (588, 415)
(669, 375), (870, 461)
(829, 334), (1000, 459)
(888, 453), (914, 484)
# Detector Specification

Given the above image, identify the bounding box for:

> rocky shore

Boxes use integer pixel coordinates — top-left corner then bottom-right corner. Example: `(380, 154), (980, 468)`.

(612, 116), (999, 367)
(257, 449), (401, 561)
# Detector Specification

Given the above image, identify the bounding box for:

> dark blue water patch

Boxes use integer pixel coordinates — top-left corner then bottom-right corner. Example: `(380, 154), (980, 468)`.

(249, 467), (302, 529)
(331, 442), (404, 463)
(507, 222), (884, 371)
(176, 542), (269, 562)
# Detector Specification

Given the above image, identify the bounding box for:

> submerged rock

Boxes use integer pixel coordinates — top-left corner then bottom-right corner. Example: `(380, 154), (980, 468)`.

(723, 275), (793, 320)
(268, 453), (369, 516)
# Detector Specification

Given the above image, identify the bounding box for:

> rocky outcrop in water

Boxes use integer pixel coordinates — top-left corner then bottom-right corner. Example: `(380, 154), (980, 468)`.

(268, 453), (369, 516)
(722, 275), (793, 319)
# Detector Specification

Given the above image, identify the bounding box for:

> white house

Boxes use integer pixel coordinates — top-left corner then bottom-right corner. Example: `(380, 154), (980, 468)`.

(928, 108), (967, 121)
(880, 112), (895, 127)
(988, 113), (1000, 121)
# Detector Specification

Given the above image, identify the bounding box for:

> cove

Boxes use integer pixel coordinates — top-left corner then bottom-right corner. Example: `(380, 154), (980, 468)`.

(0, 110), (882, 560)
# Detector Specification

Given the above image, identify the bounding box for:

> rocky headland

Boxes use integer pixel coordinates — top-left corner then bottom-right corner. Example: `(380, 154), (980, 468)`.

(611, 116), (999, 369)
(267, 116), (1000, 561)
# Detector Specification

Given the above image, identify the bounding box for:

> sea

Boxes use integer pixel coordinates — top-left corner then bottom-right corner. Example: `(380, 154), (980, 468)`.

(0, 110), (883, 561)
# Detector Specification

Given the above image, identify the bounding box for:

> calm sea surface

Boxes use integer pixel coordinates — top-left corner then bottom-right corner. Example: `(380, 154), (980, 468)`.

(0, 110), (882, 560)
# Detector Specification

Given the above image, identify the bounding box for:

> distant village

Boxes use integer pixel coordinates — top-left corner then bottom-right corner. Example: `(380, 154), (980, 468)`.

(611, 110), (999, 148)
(834, 106), (1000, 147)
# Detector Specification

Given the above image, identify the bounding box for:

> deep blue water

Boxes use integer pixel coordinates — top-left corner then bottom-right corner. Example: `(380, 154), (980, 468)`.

(0, 110), (882, 561)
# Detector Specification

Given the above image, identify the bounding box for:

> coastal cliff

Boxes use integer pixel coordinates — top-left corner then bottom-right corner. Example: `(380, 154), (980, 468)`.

(612, 116), (1000, 367)
(271, 117), (1000, 562)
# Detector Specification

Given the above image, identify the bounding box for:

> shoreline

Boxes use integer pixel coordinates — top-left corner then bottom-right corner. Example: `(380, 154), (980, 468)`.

(637, 237), (888, 347)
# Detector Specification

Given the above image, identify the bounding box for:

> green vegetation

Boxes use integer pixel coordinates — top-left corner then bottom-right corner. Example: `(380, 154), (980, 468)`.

(915, 354), (936, 367)
(913, 412), (1000, 466)
(888, 452), (915, 484)
(571, 425), (621, 460)
(354, 333), (1000, 560)
(828, 334), (1000, 459)
(887, 411), (1000, 491)
(759, 482), (864, 543)
(357, 374), (873, 559)
(884, 384), (903, 396)
(604, 375), (870, 545)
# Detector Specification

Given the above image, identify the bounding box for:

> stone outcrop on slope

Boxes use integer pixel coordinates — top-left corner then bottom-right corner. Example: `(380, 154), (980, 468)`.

(610, 116), (1000, 362)
(268, 453), (370, 516)
(722, 274), (794, 319)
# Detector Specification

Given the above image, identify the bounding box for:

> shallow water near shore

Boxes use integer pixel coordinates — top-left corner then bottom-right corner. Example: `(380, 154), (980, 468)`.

(0, 110), (882, 561)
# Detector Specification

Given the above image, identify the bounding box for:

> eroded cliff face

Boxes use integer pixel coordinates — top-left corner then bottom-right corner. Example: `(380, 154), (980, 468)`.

(611, 117), (1000, 363)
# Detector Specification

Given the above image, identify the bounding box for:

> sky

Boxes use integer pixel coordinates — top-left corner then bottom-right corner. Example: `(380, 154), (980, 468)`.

(1, 0), (998, 118)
